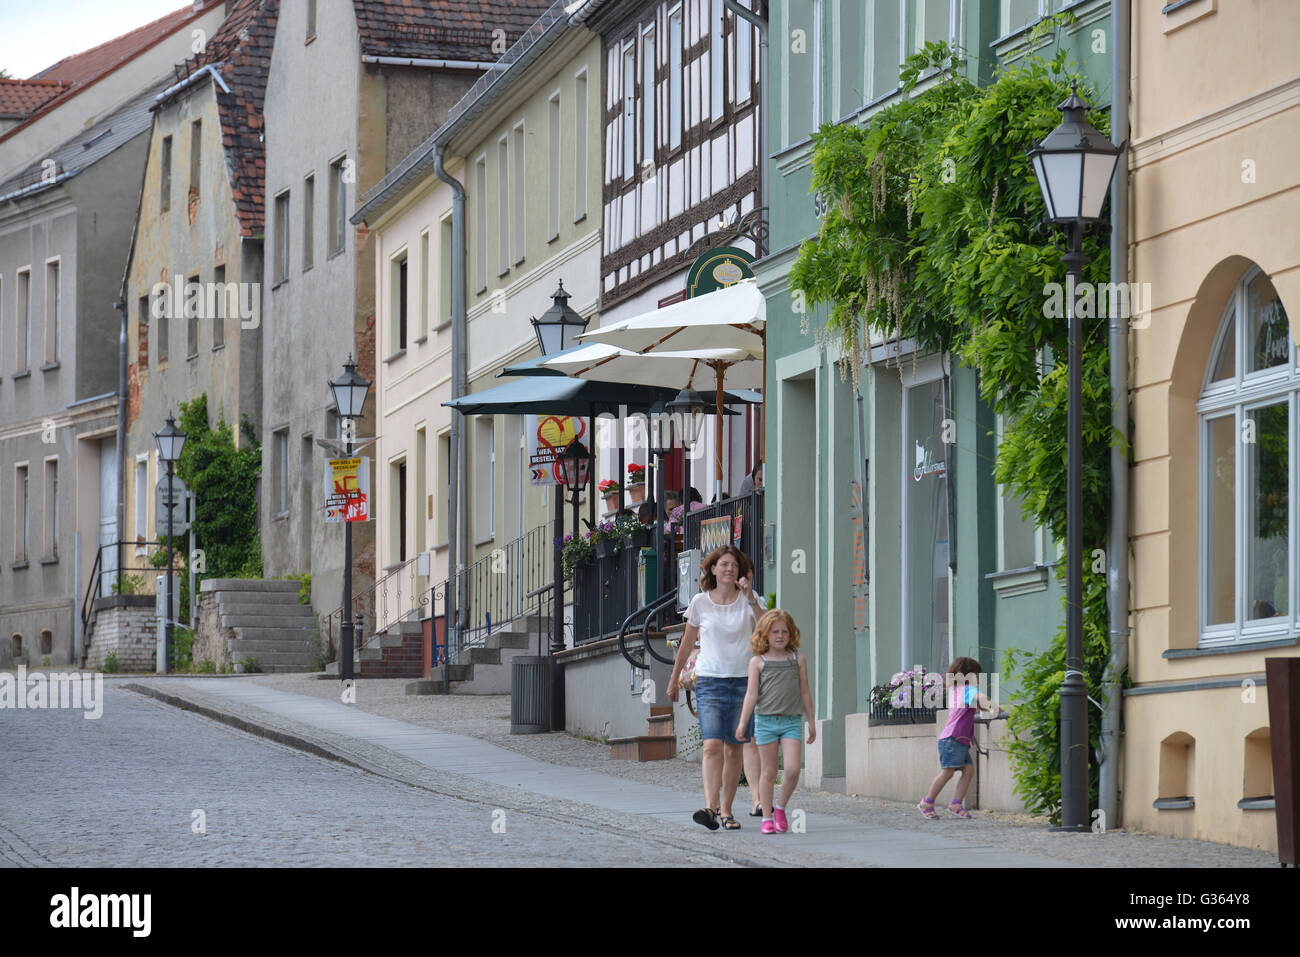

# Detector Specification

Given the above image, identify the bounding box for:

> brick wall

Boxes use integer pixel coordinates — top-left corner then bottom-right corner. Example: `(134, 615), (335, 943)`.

(84, 596), (157, 672)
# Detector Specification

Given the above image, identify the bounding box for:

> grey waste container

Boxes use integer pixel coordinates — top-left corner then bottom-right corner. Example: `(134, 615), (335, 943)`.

(511, 655), (551, 734)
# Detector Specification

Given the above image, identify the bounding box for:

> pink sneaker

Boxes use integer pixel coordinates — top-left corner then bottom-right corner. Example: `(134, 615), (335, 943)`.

(773, 807), (788, 832)
(761, 820), (776, 834)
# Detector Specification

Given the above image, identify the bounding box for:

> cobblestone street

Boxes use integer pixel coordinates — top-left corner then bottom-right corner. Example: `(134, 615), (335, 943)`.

(0, 674), (1278, 868)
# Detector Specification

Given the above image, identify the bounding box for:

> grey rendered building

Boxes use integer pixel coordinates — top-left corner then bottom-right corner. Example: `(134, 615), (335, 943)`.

(0, 82), (167, 665)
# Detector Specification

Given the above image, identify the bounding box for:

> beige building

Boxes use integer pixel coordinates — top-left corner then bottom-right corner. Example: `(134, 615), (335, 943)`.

(1126, 0), (1300, 851)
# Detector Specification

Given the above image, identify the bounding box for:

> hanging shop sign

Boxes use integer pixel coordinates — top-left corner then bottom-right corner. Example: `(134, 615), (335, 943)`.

(325, 456), (370, 522)
(526, 414), (587, 486)
(685, 246), (755, 298)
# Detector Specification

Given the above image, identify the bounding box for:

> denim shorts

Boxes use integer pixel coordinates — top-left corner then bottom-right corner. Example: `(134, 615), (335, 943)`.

(753, 713), (802, 745)
(938, 736), (973, 769)
(695, 676), (753, 744)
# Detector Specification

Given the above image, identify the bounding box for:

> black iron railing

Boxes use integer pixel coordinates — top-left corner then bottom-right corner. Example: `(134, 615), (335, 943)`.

(81, 541), (168, 633)
(683, 488), (765, 593)
(572, 543), (643, 645)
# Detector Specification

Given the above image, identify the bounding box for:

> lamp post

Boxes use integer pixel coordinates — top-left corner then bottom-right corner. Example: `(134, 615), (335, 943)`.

(557, 438), (591, 652)
(530, 280), (590, 357)
(329, 355), (371, 683)
(1028, 82), (1122, 832)
(154, 414), (187, 674)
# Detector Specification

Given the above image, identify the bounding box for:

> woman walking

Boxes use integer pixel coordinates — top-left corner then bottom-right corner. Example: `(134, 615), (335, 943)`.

(668, 545), (765, 830)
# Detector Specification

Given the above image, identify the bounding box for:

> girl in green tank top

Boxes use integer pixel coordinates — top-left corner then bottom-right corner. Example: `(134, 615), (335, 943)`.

(736, 609), (815, 834)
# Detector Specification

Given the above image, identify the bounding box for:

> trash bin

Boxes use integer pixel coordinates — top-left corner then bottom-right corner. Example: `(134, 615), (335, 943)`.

(638, 547), (657, 605)
(510, 655), (551, 734)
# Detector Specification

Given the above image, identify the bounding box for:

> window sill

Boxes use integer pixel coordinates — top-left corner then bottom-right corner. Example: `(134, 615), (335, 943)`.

(305, 33), (316, 46)
(1238, 797), (1274, 811)
(1165, 634), (1300, 658)
(212, 343), (226, 353)
(382, 561), (407, 573)
(547, 233), (559, 245)
(272, 278), (289, 290)
(473, 536), (494, 548)
(433, 319), (452, 333)
(383, 348), (407, 364)
(41, 361), (60, 372)
(573, 214), (587, 226)
(328, 247), (346, 261)
(413, 335), (428, 346)
(303, 263), (314, 274)
(11, 561), (29, 570)
(273, 511), (289, 522)
(432, 541), (448, 551)
(40, 555), (58, 565)
(187, 352), (199, 363)
(1153, 797), (1194, 811)
(497, 268), (510, 279)
(13, 369), (31, 381)
(985, 564), (1049, 598)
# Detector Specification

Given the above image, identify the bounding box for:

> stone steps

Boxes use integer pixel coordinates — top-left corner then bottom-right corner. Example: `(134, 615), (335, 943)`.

(609, 705), (677, 761)
(200, 578), (318, 674)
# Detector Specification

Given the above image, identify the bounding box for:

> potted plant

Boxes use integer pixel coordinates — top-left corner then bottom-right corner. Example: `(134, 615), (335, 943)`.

(598, 478), (622, 511)
(626, 463), (647, 503)
(558, 533), (595, 580)
(590, 520), (621, 559)
(613, 514), (651, 550)
(867, 669), (942, 725)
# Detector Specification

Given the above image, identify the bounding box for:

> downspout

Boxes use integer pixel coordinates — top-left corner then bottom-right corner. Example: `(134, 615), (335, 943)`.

(1099, 0), (1131, 831)
(433, 144), (468, 666)
(114, 299), (128, 594)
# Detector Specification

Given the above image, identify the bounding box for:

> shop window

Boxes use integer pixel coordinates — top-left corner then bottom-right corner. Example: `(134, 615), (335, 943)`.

(1198, 266), (1294, 646)
(1154, 731), (1195, 809)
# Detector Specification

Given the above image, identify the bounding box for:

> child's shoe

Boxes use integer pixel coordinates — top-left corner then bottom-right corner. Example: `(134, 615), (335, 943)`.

(761, 819), (777, 834)
(918, 798), (939, 820)
(947, 800), (972, 819)
(773, 807), (788, 832)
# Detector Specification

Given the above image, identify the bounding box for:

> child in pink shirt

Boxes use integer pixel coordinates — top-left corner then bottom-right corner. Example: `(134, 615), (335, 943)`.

(918, 657), (1005, 819)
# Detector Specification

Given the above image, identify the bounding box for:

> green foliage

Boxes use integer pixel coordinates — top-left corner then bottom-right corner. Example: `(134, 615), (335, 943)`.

(170, 395), (262, 590)
(283, 573), (312, 605)
(238, 657), (263, 674)
(103, 651), (119, 674)
(112, 574), (144, 596)
(791, 44), (1124, 816)
(197, 658), (216, 674)
(1002, 566), (1117, 824)
(170, 625), (194, 673)
(306, 613), (328, 672)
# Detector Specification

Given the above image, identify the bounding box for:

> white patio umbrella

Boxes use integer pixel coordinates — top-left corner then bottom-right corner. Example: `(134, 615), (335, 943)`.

(541, 342), (761, 501)
(572, 279), (767, 494)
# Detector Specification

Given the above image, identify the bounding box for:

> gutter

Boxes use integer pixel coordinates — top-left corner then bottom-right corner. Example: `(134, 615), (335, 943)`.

(114, 299), (128, 597)
(433, 144), (469, 654)
(361, 55), (504, 71)
(1100, 0), (1131, 832)
(152, 62), (230, 108)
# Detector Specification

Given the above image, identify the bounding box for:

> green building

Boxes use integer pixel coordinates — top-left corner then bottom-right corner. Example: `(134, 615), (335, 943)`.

(757, 0), (1114, 783)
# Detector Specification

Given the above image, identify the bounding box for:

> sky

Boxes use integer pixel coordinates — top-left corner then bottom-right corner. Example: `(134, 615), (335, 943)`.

(0, 0), (189, 78)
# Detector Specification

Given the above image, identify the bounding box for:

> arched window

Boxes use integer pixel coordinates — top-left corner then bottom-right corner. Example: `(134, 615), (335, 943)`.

(1198, 266), (1293, 645)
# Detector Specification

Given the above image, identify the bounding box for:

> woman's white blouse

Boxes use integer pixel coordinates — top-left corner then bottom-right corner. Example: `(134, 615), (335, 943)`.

(687, 591), (757, 678)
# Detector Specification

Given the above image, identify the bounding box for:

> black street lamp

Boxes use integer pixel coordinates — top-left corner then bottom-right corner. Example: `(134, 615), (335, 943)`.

(154, 413), (187, 674)
(530, 280), (590, 357)
(1028, 82), (1122, 832)
(329, 354), (370, 682)
(558, 438), (592, 542)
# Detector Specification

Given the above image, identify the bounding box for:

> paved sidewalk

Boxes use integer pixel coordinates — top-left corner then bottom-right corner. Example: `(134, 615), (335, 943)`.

(125, 675), (1278, 868)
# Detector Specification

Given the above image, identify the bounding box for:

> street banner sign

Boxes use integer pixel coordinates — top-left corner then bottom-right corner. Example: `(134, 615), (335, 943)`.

(155, 475), (190, 537)
(325, 456), (370, 523)
(526, 414), (586, 486)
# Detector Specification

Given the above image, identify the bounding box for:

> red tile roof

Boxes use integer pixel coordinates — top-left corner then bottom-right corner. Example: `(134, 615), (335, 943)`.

(0, 79), (69, 119)
(352, 0), (555, 61)
(1, 1), (225, 145)
(162, 0), (277, 237)
(32, 1), (225, 86)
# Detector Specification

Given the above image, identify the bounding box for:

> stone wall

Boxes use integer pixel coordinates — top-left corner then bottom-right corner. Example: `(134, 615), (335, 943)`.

(193, 591), (236, 672)
(84, 596), (157, 673)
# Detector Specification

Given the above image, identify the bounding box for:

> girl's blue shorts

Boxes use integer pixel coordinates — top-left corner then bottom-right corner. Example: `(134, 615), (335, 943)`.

(753, 714), (803, 745)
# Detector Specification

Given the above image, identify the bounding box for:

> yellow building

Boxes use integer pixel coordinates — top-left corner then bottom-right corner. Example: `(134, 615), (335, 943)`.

(1126, 0), (1300, 851)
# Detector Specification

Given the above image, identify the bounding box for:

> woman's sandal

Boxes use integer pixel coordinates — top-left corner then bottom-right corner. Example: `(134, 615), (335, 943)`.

(692, 807), (720, 831)
(750, 804), (762, 817)
(947, 800), (972, 819)
(917, 799), (939, 820)
(719, 814), (742, 830)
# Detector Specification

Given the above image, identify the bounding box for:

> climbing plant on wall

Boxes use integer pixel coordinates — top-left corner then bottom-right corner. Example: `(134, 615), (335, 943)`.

(789, 38), (1124, 823)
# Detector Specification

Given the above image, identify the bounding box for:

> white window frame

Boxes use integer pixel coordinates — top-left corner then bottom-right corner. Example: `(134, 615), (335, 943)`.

(275, 428), (290, 517)
(710, 0), (725, 123)
(513, 122), (526, 265)
(274, 189), (290, 283)
(418, 228), (429, 339)
(329, 154), (348, 256)
(622, 42), (636, 181)
(574, 68), (589, 221)
(641, 23), (656, 169)
(1196, 265), (1296, 647)
(43, 455), (58, 560)
(548, 92), (561, 240)
(497, 136), (510, 275)
(389, 247), (409, 355)
(734, 0), (752, 107)
(474, 155), (488, 292)
(668, 8), (683, 151)
(135, 454), (150, 542)
(16, 267), (30, 374)
(14, 462), (30, 563)
(44, 256), (59, 366)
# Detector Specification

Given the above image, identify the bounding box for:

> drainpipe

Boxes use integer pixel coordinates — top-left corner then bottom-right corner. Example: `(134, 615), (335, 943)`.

(433, 144), (468, 675)
(1099, 0), (1131, 832)
(114, 299), (128, 594)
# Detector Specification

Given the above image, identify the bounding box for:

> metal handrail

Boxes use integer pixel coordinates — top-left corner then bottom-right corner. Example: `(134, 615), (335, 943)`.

(81, 541), (167, 633)
(616, 588), (679, 669)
